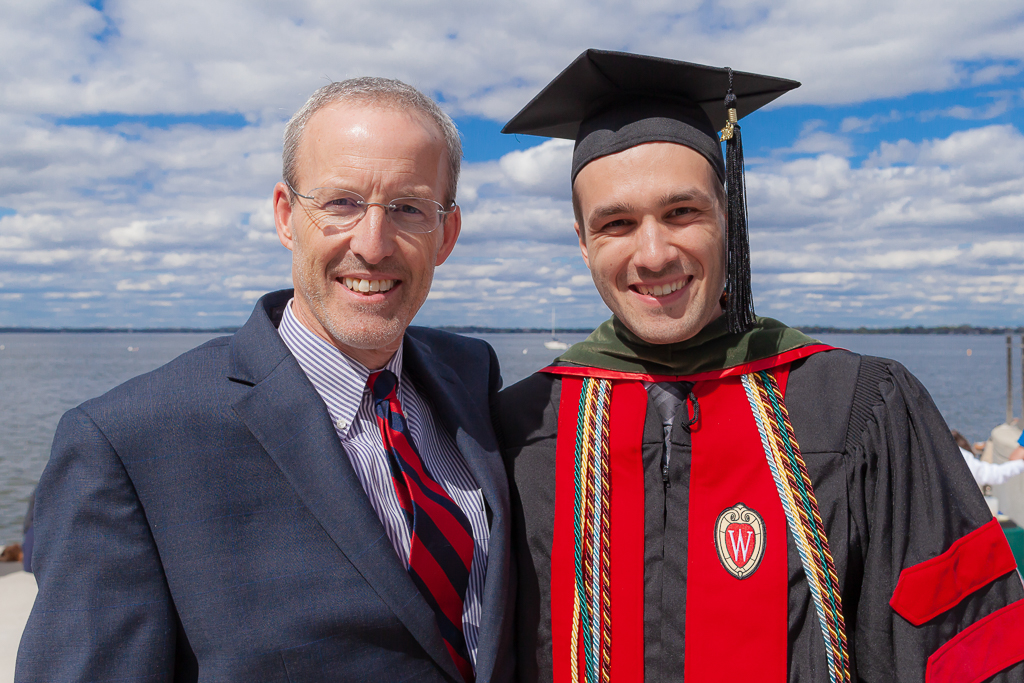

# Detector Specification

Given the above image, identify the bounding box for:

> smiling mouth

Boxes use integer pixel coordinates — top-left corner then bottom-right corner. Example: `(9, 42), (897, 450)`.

(342, 277), (397, 294)
(632, 278), (687, 298)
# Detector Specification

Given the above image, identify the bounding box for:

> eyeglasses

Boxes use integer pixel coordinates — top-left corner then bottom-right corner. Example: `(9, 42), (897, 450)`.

(286, 181), (455, 234)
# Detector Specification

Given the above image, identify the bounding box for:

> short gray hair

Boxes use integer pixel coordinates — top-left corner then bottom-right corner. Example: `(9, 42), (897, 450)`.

(282, 77), (463, 206)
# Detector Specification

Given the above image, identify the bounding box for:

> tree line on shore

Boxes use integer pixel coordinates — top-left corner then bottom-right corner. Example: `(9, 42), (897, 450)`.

(1, 324), (1022, 335)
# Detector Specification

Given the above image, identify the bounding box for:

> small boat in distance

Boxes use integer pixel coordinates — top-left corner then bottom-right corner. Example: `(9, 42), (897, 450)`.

(544, 309), (569, 351)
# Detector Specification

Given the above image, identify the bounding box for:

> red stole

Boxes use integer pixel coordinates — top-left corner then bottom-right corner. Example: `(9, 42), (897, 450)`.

(551, 379), (646, 682)
(543, 344), (831, 683)
(683, 367), (792, 681)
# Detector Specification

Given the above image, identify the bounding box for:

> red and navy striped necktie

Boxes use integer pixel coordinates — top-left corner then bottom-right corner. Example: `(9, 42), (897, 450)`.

(368, 369), (476, 682)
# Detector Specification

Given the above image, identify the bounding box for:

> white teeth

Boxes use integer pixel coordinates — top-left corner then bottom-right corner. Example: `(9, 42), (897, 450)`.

(343, 278), (395, 294)
(637, 279), (685, 297)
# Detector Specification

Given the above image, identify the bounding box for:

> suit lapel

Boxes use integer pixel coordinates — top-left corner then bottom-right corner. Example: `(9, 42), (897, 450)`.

(404, 334), (512, 683)
(228, 295), (463, 683)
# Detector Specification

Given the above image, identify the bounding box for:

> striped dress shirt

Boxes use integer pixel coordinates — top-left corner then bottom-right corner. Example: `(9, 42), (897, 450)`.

(278, 300), (489, 668)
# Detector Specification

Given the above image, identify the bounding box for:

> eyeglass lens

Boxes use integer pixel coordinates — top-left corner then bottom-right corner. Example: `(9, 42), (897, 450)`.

(301, 188), (445, 233)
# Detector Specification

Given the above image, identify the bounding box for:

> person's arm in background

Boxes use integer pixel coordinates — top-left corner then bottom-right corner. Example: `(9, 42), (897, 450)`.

(1013, 430), (1024, 462)
(960, 447), (1024, 487)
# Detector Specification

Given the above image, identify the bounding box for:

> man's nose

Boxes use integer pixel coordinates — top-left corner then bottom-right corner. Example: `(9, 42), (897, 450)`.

(632, 216), (676, 272)
(347, 205), (396, 264)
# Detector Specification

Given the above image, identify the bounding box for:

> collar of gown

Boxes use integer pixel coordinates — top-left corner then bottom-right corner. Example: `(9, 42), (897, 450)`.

(553, 313), (820, 377)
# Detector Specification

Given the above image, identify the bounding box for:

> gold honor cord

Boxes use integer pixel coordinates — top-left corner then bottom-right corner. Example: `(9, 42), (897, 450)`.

(741, 371), (851, 683)
(570, 378), (613, 683)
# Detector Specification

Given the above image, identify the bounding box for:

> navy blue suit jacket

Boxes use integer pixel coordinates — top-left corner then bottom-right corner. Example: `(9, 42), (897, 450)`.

(17, 290), (514, 682)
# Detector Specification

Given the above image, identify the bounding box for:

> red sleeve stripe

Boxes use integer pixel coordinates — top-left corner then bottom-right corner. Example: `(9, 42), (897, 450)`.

(890, 518), (1018, 626)
(926, 599), (1024, 683)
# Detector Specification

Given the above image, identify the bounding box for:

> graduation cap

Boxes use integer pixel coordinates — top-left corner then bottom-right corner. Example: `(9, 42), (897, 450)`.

(502, 49), (800, 333)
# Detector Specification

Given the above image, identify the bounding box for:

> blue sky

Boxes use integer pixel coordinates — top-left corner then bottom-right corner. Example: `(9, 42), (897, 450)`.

(0, 0), (1022, 329)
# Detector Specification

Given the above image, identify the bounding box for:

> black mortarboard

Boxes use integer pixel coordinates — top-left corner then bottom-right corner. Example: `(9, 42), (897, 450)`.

(502, 49), (800, 333)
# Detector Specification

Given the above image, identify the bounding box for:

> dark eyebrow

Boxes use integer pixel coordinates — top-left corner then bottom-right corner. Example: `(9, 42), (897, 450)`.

(589, 201), (638, 224)
(658, 189), (716, 207)
(588, 189), (716, 226)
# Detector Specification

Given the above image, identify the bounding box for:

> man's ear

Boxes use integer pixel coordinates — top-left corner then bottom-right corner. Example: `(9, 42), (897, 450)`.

(435, 205), (462, 266)
(273, 182), (295, 251)
(575, 221), (591, 269)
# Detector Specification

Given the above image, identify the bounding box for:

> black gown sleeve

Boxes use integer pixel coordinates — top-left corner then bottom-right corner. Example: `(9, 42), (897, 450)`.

(849, 357), (1024, 682)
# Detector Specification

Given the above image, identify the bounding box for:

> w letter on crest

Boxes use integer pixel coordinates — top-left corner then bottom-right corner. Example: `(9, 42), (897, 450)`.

(714, 503), (766, 580)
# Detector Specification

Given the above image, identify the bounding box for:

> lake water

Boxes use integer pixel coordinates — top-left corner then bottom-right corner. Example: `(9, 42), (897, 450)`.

(0, 330), (1020, 544)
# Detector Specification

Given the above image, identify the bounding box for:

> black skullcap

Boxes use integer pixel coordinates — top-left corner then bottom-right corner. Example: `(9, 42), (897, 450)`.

(502, 49), (799, 183)
(503, 49), (800, 334)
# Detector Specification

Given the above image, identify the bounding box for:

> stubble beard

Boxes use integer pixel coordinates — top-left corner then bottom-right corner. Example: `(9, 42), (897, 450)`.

(293, 255), (430, 353)
(618, 293), (719, 344)
(597, 268), (725, 346)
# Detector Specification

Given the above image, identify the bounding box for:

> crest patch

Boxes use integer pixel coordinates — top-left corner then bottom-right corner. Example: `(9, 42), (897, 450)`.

(714, 503), (766, 580)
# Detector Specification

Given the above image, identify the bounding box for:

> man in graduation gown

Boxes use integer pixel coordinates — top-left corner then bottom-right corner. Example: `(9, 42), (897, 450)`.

(495, 49), (1024, 683)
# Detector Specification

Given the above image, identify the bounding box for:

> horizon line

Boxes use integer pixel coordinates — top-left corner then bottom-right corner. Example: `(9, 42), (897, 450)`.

(1, 324), (1022, 335)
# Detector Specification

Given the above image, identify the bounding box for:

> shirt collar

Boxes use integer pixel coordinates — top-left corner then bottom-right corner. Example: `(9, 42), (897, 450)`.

(278, 298), (404, 437)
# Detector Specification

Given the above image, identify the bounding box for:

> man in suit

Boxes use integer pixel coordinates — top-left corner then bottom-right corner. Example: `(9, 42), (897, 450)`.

(17, 78), (513, 682)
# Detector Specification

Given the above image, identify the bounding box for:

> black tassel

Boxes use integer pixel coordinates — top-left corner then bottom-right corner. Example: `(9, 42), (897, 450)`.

(722, 76), (756, 333)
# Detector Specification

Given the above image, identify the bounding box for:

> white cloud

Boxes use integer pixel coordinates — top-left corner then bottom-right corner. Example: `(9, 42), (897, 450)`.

(2, 0), (1023, 119)
(431, 118), (1024, 326)
(752, 125), (1024, 237)
(840, 110), (903, 133)
(776, 272), (863, 286)
(42, 291), (103, 299)
(108, 220), (151, 248)
(968, 64), (1022, 86)
(921, 91), (1018, 122)
(969, 240), (1024, 259)
(116, 274), (180, 291)
(1, 113), (1021, 328)
(0, 0), (1022, 328)
(222, 273), (292, 290)
(784, 121), (854, 157)
(498, 139), (573, 196)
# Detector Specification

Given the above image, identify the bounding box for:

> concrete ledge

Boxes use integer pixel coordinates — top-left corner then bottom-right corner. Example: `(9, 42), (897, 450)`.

(0, 571), (35, 683)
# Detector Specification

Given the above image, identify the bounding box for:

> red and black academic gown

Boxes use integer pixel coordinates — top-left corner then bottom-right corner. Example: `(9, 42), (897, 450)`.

(495, 317), (1024, 683)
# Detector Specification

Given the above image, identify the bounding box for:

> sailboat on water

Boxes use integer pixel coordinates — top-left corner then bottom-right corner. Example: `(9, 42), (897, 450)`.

(544, 309), (569, 350)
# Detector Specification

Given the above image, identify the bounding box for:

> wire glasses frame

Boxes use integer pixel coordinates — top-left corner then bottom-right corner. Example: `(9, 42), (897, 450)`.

(285, 181), (455, 234)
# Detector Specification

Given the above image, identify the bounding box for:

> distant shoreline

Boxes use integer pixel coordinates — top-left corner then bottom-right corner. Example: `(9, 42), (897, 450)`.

(793, 325), (1024, 336)
(0, 327), (241, 334)
(1, 325), (1022, 335)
